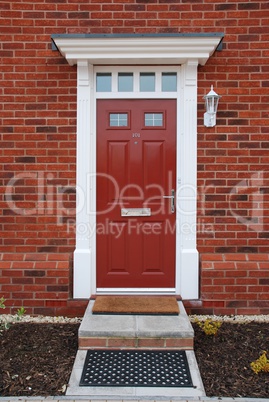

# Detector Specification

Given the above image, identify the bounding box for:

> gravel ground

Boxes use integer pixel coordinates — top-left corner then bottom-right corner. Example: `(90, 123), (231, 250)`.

(190, 314), (269, 323)
(1, 313), (269, 324)
(0, 314), (82, 325)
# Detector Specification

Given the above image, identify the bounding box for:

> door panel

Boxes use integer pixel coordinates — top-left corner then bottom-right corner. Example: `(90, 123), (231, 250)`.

(97, 99), (176, 288)
(109, 222), (128, 273)
(142, 226), (164, 272)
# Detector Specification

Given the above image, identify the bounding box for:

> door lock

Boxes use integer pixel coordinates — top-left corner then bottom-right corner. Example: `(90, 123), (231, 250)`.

(163, 189), (175, 213)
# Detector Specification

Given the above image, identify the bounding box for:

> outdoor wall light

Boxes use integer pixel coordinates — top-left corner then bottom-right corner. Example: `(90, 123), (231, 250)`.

(203, 85), (221, 127)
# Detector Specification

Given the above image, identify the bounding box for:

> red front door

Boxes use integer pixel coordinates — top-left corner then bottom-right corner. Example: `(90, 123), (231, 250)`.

(96, 99), (176, 288)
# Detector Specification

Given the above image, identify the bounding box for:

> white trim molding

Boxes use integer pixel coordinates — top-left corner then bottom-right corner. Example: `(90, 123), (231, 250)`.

(52, 34), (223, 300)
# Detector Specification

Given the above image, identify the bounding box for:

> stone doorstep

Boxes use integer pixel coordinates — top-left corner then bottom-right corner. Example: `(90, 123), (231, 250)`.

(78, 300), (194, 350)
(66, 300), (204, 397)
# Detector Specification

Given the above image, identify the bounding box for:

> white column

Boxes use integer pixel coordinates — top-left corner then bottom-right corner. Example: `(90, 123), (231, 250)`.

(176, 60), (199, 299)
(73, 61), (94, 298)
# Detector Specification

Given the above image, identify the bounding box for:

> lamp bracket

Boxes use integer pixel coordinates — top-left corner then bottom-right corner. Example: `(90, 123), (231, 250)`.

(204, 112), (216, 127)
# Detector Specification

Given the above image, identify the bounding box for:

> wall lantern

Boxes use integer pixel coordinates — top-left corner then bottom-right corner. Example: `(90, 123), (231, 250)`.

(203, 85), (221, 127)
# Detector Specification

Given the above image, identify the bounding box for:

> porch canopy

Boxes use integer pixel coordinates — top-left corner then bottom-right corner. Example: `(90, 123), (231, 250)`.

(51, 33), (224, 66)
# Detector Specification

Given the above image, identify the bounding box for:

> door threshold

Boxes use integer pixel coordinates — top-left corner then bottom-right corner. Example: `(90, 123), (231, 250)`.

(96, 288), (177, 295)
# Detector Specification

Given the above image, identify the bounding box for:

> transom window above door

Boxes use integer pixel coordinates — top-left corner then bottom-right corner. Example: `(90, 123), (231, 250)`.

(95, 67), (178, 98)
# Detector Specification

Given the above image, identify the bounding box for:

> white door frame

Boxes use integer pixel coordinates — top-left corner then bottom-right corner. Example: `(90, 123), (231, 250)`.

(52, 34), (223, 299)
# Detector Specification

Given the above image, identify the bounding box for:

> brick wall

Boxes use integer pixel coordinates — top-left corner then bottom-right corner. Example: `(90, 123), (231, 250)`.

(191, 253), (269, 315)
(0, 252), (87, 316)
(0, 0), (268, 315)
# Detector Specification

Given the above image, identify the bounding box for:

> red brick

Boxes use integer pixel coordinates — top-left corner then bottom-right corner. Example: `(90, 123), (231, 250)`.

(203, 300), (225, 308)
(79, 338), (107, 349)
(107, 338), (137, 348)
(201, 254), (224, 261)
(48, 253), (70, 261)
(137, 338), (165, 348)
(11, 261), (34, 269)
(248, 254), (269, 261)
(165, 338), (193, 349)
(214, 262), (236, 270)
(0, 262), (11, 268)
(225, 254), (248, 261)
(214, 278), (235, 286)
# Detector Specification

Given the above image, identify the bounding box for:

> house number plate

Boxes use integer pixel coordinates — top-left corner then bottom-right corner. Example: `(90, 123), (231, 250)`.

(121, 208), (151, 217)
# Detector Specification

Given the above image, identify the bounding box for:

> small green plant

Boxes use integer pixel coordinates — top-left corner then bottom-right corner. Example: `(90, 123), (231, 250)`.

(0, 298), (26, 334)
(0, 296), (10, 333)
(0, 296), (5, 310)
(16, 306), (26, 320)
(195, 318), (222, 336)
(251, 351), (269, 374)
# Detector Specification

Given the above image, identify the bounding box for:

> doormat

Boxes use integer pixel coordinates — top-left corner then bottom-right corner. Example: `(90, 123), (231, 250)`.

(92, 296), (179, 315)
(80, 349), (193, 387)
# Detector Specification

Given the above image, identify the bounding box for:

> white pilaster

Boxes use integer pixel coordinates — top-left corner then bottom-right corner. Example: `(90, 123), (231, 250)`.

(176, 60), (199, 299)
(73, 61), (94, 298)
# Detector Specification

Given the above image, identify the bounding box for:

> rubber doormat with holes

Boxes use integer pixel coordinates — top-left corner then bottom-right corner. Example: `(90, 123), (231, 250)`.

(80, 349), (193, 387)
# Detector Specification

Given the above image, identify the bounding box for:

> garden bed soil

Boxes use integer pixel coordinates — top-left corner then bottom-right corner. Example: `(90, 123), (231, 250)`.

(0, 321), (269, 397)
(193, 321), (269, 398)
(0, 323), (79, 397)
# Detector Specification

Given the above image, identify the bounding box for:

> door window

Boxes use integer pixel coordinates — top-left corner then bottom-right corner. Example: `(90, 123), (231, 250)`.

(109, 113), (129, 127)
(144, 113), (163, 127)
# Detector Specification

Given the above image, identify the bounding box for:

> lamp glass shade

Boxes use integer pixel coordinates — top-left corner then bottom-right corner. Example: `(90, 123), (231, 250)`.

(203, 85), (221, 114)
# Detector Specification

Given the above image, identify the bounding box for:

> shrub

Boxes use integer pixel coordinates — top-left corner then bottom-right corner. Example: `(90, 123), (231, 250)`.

(195, 318), (222, 336)
(251, 351), (269, 374)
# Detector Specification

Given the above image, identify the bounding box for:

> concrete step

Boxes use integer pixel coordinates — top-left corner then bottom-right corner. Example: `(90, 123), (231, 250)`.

(78, 300), (194, 350)
(66, 299), (205, 398)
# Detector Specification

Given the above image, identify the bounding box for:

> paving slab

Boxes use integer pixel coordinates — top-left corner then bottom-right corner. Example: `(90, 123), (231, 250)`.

(66, 350), (204, 398)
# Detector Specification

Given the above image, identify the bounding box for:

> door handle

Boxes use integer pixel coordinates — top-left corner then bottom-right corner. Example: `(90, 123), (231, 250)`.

(163, 189), (175, 213)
